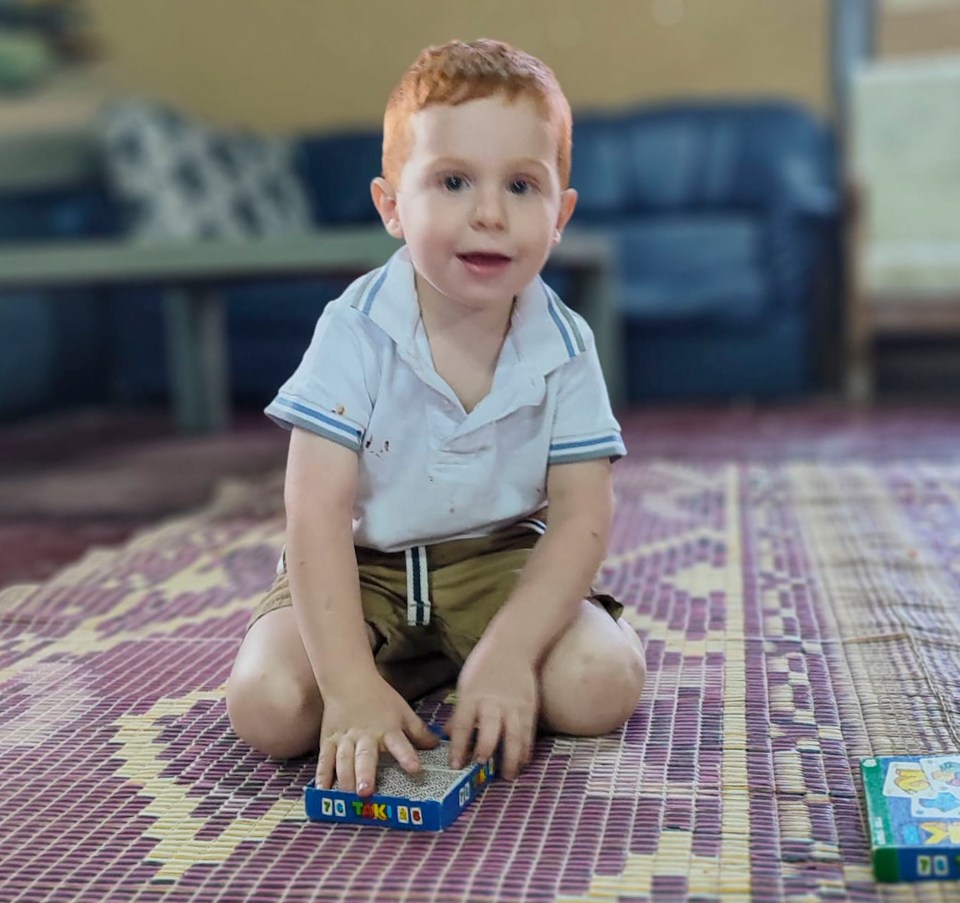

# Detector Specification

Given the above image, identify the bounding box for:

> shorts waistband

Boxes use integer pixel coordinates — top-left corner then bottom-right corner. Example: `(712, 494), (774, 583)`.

(277, 510), (548, 629)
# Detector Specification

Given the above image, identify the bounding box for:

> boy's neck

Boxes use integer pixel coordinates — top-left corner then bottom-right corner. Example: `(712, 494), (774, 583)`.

(414, 272), (515, 413)
(413, 272), (514, 343)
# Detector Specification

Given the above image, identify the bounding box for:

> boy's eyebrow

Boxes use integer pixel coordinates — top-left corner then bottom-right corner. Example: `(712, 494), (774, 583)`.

(426, 155), (552, 174)
(511, 157), (552, 174)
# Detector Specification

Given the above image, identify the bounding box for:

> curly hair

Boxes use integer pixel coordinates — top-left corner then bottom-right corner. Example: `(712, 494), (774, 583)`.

(382, 39), (572, 188)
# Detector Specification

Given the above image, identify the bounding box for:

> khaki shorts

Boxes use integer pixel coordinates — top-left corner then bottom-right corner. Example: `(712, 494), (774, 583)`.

(247, 513), (624, 701)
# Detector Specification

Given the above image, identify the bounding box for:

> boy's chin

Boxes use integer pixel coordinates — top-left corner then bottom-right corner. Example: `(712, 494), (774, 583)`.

(419, 274), (525, 310)
(440, 289), (518, 311)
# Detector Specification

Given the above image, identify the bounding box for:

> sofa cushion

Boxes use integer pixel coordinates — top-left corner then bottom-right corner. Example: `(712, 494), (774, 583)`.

(571, 104), (836, 219)
(622, 105), (836, 215)
(616, 215), (766, 322)
(568, 117), (631, 219)
(295, 132), (383, 226)
(99, 101), (312, 241)
(621, 309), (810, 400)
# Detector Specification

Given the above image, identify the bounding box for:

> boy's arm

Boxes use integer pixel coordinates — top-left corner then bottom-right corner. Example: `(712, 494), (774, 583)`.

(284, 427), (372, 688)
(284, 427), (437, 794)
(482, 456), (613, 659)
(448, 457), (613, 775)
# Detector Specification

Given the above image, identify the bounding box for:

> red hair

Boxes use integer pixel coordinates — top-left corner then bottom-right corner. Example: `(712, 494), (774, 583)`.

(382, 39), (572, 188)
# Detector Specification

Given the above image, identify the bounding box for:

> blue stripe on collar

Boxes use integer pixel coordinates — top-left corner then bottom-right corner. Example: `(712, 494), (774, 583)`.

(542, 281), (585, 359)
(355, 260), (392, 316)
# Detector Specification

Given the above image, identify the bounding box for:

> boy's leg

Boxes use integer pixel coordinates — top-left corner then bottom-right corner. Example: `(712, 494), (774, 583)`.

(225, 606), (379, 760)
(537, 600), (646, 736)
(227, 556), (454, 761)
(427, 525), (645, 738)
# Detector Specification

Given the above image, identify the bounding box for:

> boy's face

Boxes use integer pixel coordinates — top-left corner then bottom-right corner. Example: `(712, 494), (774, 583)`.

(372, 94), (577, 313)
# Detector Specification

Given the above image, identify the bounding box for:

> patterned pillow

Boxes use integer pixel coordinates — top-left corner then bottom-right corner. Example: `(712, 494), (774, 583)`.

(99, 101), (313, 242)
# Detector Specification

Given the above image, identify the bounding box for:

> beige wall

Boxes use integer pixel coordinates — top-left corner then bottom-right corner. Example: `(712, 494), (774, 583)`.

(85, 0), (830, 134)
(880, 2), (960, 55)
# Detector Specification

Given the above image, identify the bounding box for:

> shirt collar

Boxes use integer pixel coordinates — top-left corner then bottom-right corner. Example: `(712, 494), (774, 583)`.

(354, 245), (587, 377)
(508, 274), (588, 377)
(348, 246), (420, 350)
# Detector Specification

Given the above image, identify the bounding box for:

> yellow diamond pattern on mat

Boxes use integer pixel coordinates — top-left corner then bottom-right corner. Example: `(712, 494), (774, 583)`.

(602, 529), (725, 570)
(562, 466), (751, 901)
(0, 520), (282, 685)
(557, 830), (746, 901)
(111, 688), (301, 882)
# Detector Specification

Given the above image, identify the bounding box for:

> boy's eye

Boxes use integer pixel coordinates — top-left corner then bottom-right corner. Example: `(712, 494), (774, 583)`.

(509, 179), (532, 195)
(442, 175), (467, 192)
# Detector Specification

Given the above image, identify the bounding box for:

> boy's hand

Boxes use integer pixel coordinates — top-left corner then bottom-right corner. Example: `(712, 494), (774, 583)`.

(446, 638), (538, 780)
(316, 674), (438, 797)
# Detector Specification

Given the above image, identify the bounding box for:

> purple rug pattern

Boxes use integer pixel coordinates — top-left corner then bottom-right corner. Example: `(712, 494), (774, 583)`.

(2, 449), (960, 901)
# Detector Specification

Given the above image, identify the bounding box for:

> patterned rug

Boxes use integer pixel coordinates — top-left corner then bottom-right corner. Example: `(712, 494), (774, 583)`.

(3, 448), (960, 901)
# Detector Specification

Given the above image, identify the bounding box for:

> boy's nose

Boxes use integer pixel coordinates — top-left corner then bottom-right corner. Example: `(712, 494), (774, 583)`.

(470, 192), (506, 231)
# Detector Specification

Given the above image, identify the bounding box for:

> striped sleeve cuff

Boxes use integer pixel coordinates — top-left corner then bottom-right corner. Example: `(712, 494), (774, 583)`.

(265, 395), (364, 453)
(549, 433), (627, 465)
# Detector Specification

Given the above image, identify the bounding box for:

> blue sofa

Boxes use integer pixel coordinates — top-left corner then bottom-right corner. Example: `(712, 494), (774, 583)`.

(569, 103), (840, 401)
(0, 100), (840, 419)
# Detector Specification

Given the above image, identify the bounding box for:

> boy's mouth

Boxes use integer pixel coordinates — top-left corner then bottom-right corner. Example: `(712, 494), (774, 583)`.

(457, 252), (512, 274)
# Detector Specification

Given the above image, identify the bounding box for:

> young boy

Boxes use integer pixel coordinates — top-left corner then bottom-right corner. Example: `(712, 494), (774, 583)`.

(226, 38), (645, 798)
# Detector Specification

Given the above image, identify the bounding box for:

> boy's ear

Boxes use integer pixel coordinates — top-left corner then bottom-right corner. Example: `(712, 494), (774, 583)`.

(552, 188), (578, 245)
(371, 177), (404, 240)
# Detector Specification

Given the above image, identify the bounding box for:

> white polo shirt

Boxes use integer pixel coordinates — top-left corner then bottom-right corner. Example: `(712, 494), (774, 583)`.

(265, 246), (626, 553)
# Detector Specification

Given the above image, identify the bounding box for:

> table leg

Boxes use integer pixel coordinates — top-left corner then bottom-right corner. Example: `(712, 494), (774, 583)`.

(573, 263), (626, 410)
(164, 287), (230, 433)
(844, 278), (874, 404)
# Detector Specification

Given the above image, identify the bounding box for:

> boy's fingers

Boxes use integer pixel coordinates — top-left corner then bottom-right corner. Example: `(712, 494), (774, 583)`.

(384, 731), (421, 774)
(447, 702), (477, 769)
(500, 711), (524, 780)
(521, 720), (536, 767)
(405, 715), (440, 750)
(473, 706), (502, 765)
(354, 738), (378, 797)
(517, 711), (535, 767)
(336, 737), (357, 792)
(316, 738), (337, 789)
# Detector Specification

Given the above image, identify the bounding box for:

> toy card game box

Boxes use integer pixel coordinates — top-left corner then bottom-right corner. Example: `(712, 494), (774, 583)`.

(305, 740), (497, 831)
(861, 754), (960, 882)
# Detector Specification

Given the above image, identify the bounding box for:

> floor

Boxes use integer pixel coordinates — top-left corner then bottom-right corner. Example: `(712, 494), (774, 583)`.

(2, 399), (958, 591)
(5, 399), (960, 900)
(0, 406), (287, 589)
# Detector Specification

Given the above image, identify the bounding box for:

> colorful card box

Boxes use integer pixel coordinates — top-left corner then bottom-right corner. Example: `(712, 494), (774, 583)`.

(305, 740), (497, 831)
(861, 754), (960, 882)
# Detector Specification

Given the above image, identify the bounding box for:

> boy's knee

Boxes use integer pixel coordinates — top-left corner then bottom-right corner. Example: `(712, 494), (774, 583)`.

(541, 634), (645, 736)
(226, 665), (322, 760)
